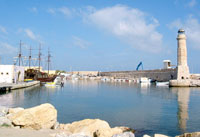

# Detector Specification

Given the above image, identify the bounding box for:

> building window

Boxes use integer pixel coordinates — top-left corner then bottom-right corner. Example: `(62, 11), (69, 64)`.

(181, 76), (184, 79)
(6, 72), (9, 75)
(1, 72), (3, 75)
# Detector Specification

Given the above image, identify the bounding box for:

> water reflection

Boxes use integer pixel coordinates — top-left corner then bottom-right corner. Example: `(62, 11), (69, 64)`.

(67, 80), (99, 91)
(171, 87), (190, 132)
(0, 92), (14, 107)
(0, 85), (40, 107)
(140, 83), (150, 95)
(0, 81), (200, 136)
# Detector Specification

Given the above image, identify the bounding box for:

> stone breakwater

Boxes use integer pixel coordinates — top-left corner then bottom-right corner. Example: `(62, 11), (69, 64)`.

(0, 104), (199, 137)
(100, 69), (177, 82)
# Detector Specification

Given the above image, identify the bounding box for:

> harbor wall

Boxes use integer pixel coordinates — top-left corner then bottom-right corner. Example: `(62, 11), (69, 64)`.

(70, 71), (99, 76)
(100, 68), (177, 81)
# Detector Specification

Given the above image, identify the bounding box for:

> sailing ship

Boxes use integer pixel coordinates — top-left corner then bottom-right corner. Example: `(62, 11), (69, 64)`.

(14, 41), (57, 82)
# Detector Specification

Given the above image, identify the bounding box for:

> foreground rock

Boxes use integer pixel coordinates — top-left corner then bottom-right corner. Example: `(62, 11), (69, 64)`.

(8, 103), (57, 130)
(112, 132), (135, 137)
(59, 119), (110, 136)
(8, 107), (24, 115)
(0, 106), (9, 117)
(1, 104), (136, 137)
(143, 134), (170, 137)
(154, 134), (169, 137)
(94, 127), (134, 137)
(59, 119), (134, 137)
(176, 132), (200, 137)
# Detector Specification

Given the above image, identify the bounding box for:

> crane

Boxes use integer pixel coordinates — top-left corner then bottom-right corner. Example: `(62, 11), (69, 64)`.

(136, 61), (143, 71)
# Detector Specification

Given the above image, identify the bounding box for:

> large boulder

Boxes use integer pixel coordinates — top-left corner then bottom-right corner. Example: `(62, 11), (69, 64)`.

(112, 132), (135, 137)
(154, 134), (169, 137)
(8, 107), (24, 114)
(59, 119), (134, 137)
(8, 103), (57, 129)
(94, 127), (134, 137)
(0, 106), (9, 117)
(176, 132), (200, 137)
(60, 119), (110, 137)
(94, 128), (114, 137)
(143, 135), (151, 137)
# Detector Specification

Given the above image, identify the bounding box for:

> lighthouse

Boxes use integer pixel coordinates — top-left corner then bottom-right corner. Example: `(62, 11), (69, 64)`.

(176, 29), (190, 80)
(169, 29), (191, 87)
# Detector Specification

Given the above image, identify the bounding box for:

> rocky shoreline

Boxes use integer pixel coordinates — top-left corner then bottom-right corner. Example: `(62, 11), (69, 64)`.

(0, 103), (199, 137)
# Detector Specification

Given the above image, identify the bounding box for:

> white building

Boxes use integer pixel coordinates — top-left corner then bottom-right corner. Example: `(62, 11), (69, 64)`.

(0, 65), (24, 83)
(163, 60), (172, 69)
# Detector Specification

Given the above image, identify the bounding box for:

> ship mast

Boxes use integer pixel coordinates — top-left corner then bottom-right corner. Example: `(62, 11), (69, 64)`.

(47, 48), (51, 75)
(14, 40), (23, 66)
(28, 46), (32, 69)
(18, 40), (22, 66)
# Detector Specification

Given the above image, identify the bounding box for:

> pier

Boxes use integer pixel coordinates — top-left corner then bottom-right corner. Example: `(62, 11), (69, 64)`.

(0, 81), (40, 92)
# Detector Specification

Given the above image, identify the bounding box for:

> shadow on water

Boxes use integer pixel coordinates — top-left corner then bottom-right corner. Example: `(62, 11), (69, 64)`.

(0, 89), (11, 95)
(0, 81), (200, 136)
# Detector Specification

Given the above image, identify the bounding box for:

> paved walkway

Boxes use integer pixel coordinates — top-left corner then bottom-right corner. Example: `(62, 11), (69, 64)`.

(0, 128), (58, 137)
(0, 81), (40, 91)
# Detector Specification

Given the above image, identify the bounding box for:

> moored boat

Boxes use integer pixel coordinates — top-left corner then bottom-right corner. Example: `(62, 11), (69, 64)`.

(156, 81), (169, 86)
(139, 77), (151, 83)
(45, 76), (62, 87)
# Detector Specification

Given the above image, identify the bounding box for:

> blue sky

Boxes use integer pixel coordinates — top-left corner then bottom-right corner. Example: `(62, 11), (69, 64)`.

(0, 0), (200, 72)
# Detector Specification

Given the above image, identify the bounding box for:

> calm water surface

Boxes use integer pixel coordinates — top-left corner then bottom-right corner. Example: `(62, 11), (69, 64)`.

(0, 80), (200, 136)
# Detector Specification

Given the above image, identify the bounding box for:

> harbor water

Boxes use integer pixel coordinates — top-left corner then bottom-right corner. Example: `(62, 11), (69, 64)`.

(0, 80), (200, 136)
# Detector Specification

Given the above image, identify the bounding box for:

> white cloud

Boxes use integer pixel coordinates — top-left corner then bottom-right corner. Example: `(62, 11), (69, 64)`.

(85, 5), (163, 53)
(0, 25), (8, 34)
(188, 0), (197, 7)
(18, 28), (43, 43)
(47, 8), (56, 15)
(30, 7), (38, 13)
(59, 7), (71, 17)
(47, 7), (71, 17)
(0, 42), (17, 54)
(72, 36), (91, 49)
(169, 16), (200, 49)
(168, 19), (182, 29)
(24, 29), (37, 40)
(175, 0), (197, 7)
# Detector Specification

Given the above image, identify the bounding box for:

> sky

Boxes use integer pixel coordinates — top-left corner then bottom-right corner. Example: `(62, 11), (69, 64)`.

(0, 0), (200, 73)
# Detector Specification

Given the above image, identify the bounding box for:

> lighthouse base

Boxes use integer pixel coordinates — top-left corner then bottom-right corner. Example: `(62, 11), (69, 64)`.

(169, 79), (190, 87)
(177, 66), (190, 80)
(169, 79), (200, 87)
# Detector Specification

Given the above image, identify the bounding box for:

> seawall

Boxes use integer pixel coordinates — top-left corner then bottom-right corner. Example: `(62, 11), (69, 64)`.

(100, 68), (177, 81)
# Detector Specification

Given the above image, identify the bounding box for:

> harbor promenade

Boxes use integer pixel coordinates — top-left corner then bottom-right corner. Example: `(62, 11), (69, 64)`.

(0, 81), (40, 91)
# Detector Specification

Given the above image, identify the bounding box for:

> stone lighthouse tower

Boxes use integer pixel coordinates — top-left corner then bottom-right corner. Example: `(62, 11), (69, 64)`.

(176, 29), (190, 80)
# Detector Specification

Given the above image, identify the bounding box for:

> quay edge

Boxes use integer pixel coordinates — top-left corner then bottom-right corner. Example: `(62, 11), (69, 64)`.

(0, 81), (40, 92)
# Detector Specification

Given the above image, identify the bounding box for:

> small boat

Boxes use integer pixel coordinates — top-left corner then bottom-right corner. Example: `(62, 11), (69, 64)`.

(24, 79), (33, 82)
(156, 81), (169, 86)
(45, 76), (62, 87)
(101, 77), (110, 82)
(139, 77), (151, 83)
(44, 82), (59, 87)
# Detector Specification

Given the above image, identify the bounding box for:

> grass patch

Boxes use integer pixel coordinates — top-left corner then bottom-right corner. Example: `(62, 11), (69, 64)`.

(1, 123), (11, 127)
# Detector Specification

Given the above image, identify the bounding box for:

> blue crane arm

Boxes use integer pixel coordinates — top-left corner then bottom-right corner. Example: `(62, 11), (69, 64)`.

(136, 62), (143, 71)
